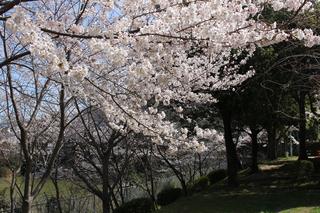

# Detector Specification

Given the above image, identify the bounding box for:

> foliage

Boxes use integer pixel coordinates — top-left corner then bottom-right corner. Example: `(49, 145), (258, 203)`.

(207, 169), (227, 185)
(157, 187), (182, 206)
(114, 198), (155, 213)
(189, 176), (209, 193)
(261, 4), (292, 25)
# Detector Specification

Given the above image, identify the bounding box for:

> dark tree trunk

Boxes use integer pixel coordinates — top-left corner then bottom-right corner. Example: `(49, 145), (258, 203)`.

(10, 169), (16, 213)
(250, 128), (259, 173)
(21, 201), (31, 213)
(180, 179), (188, 196)
(220, 107), (239, 187)
(101, 185), (111, 213)
(197, 154), (203, 176)
(102, 157), (111, 213)
(51, 166), (63, 213)
(108, 184), (119, 209)
(21, 162), (32, 213)
(118, 177), (125, 204)
(102, 197), (110, 213)
(298, 91), (308, 160)
(267, 125), (277, 160)
(236, 155), (243, 170)
(149, 168), (156, 203)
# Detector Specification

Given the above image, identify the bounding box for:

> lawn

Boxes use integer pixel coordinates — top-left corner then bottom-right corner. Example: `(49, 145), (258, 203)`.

(0, 176), (99, 212)
(0, 176), (84, 202)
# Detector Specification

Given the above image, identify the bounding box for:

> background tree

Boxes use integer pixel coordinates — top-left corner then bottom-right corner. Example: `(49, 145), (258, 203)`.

(69, 102), (133, 213)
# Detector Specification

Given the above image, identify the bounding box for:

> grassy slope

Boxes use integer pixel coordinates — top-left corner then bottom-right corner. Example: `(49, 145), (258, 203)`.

(158, 189), (320, 213)
(158, 158), (320, 213)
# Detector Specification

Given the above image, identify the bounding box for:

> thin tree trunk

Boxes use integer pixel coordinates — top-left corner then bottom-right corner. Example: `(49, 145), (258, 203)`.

(10, 169), (16, 213)
(250, 128), (259, 173)
(51, 166), (63, 213)
(267, 125), (277, 160)
(198, 153), (203, 176)
(108, 185), (119, 209)
(157, 146), (189, 195)
(6, 54), (33, 213)
(148, 144), (156, 203)
(102, 197), (110, 213)
(220, 107), (239, 187)
(298, 91), (308, 160)
(149, 168), (156, 203)
(102, 160), (111, 213)
(236, 155), (243, 170)
(118, 178), (125, 204)
(180, 179), (188, 196)
(21, 160), (32, 213)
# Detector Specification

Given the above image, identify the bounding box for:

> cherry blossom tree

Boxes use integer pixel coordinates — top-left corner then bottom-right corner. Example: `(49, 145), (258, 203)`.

(68, 103), (134, 213)
(0, 127), (20, 213)
(4, 0), (319, 146)
(0, 56), (72, 212)
(1, 1), (320, 211)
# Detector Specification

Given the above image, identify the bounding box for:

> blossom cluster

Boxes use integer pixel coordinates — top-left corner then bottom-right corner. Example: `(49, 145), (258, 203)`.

(5, 0), (320, 153)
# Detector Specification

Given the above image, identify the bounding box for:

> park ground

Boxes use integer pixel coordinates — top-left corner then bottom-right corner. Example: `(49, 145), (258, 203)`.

(1, 157), (320, 212)
(158, 157), (320, 213)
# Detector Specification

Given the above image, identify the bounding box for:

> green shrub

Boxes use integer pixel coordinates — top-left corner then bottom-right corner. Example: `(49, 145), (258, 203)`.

(0, 166), (11, 178)
(189, 176), (209, 193)
(282, 160), (314, 177)
(114, 198), (155, 213)
(207, 169), (227, 185)
(157, 187), (182, 206)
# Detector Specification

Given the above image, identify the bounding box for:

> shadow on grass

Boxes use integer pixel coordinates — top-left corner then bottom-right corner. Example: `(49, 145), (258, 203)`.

(157, 190), (320, 213)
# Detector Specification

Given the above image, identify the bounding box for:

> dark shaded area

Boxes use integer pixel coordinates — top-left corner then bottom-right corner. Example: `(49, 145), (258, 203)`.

(158, 190), (320, 213)
(158, 159), (320, 213)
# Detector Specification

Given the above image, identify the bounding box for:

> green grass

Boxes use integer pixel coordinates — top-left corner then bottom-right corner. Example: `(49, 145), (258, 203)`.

(0, 178), (9, 191)
(0, 176), (103, 212)
(0, 176), (84, 202)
